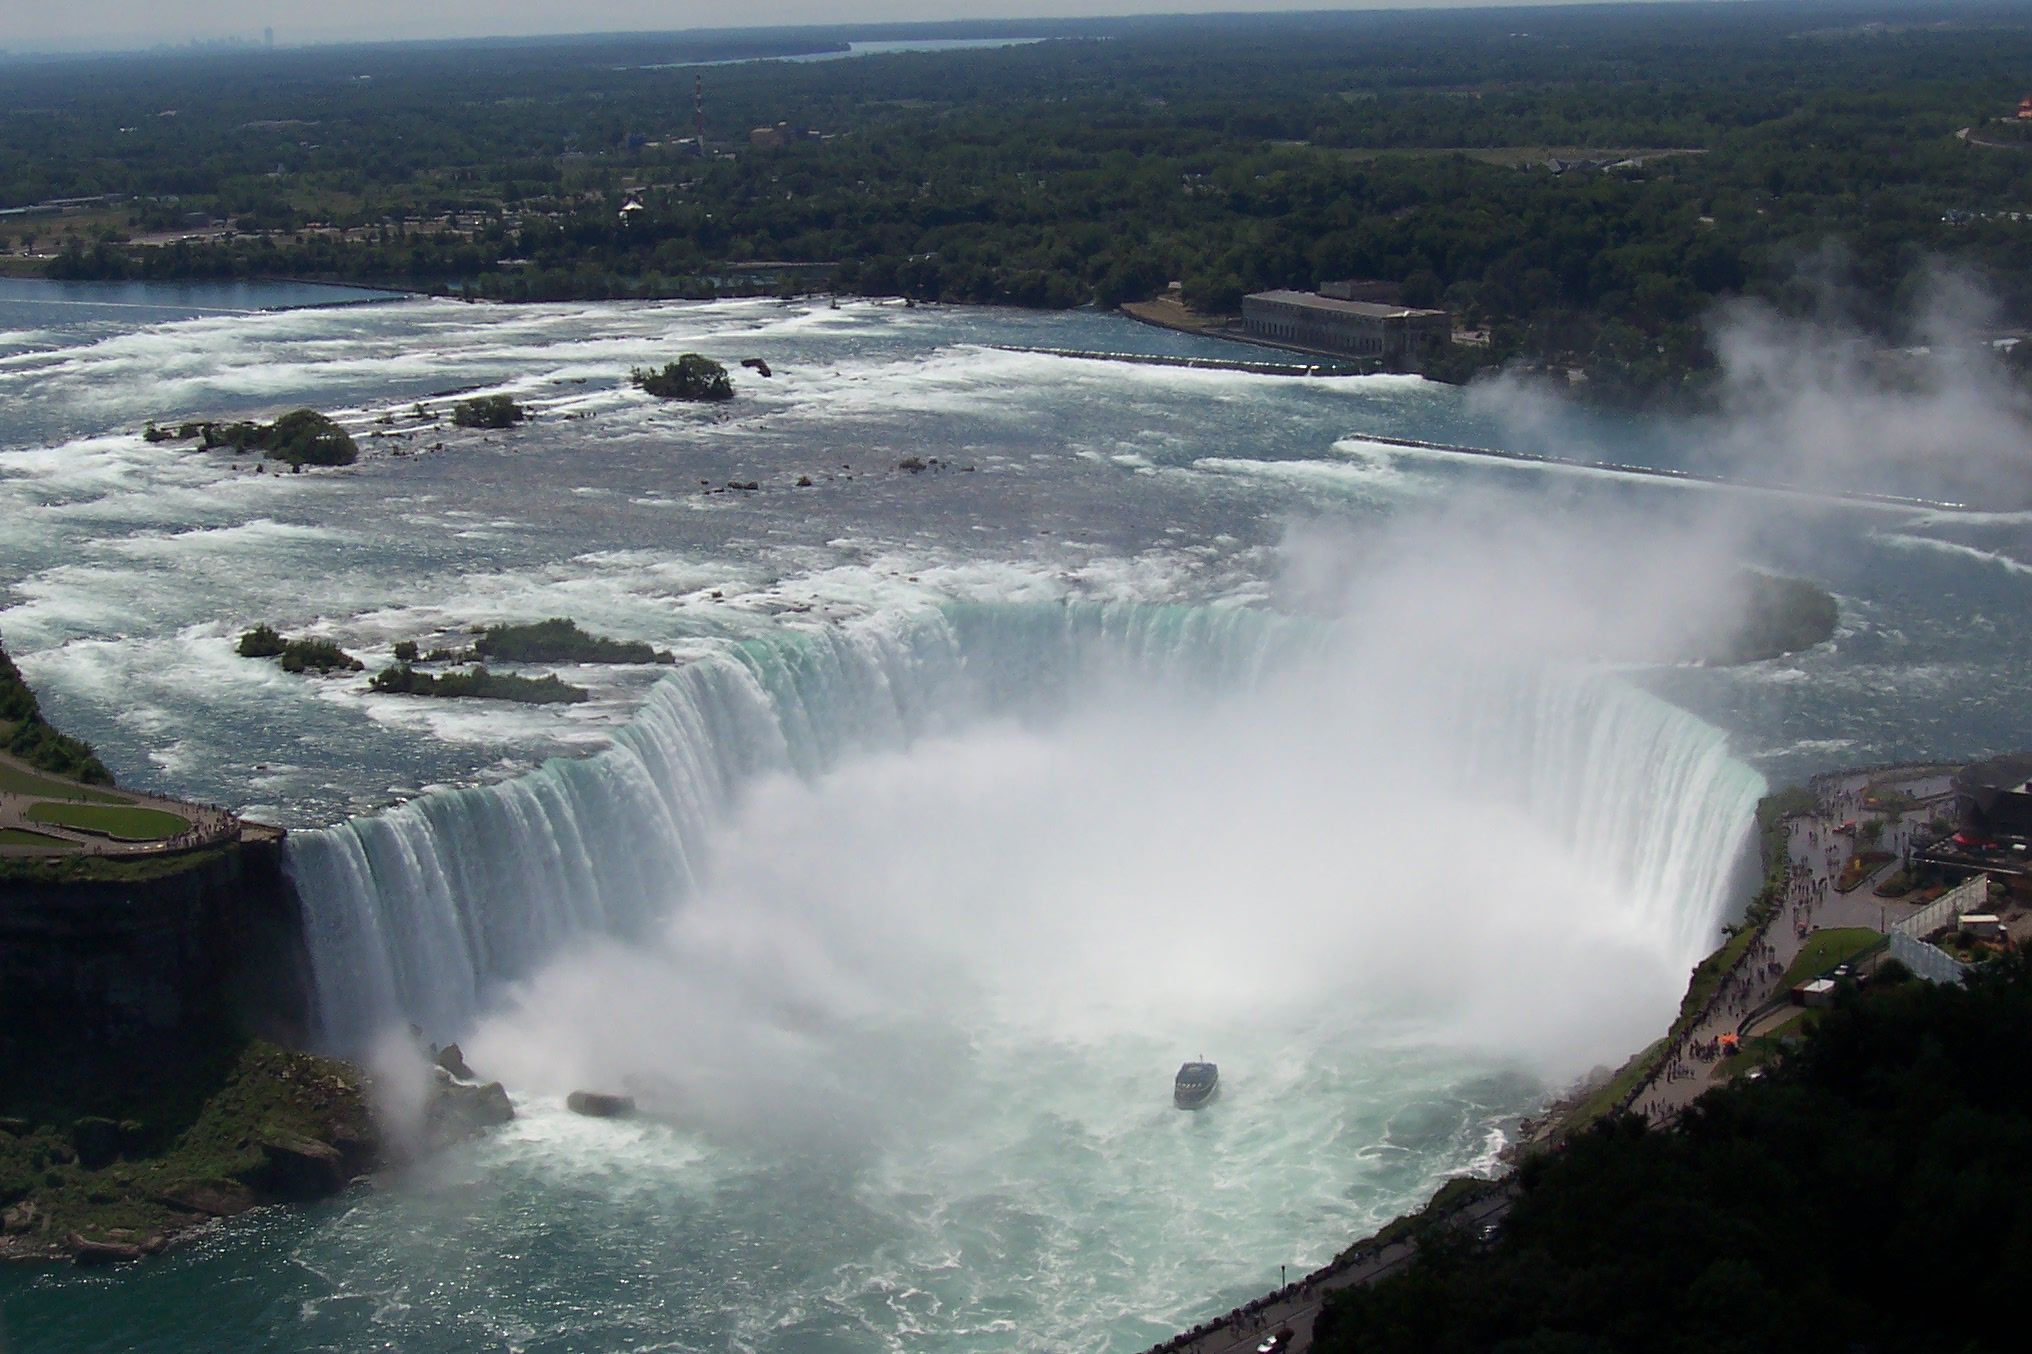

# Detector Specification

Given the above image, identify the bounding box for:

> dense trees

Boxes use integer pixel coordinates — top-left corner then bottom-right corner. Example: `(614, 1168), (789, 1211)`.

(1313, 954), (2032, 1354)
(0, 644), (112, 784)
(8, 2), (2032, 399)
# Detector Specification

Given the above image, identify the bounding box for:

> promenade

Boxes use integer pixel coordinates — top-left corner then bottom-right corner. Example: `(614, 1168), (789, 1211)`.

(0, 749), (242, 859)
(1630, 765), (1957, 1123)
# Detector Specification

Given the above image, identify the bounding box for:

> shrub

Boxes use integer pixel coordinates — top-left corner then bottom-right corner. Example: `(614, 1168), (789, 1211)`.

(474, 618), (672, 664)
(451, 394), (527, 429)
(392, 641), (419, 663)
(237, 624), (286, 659)
(630, 354), (734, 402)
(369, 663), (589, 704)
(277, 639), (364, 675)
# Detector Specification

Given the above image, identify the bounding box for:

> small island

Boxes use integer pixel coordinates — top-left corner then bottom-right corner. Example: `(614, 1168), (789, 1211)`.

(1710, 572), (1839, 666)
(631, 354), (735, 402)
(474, 618), (674, 665)
(368, 664), (590, 704)
(144, 410), (358, 468)
(450, 394), (528, 429)
(236, 625), (365, 675)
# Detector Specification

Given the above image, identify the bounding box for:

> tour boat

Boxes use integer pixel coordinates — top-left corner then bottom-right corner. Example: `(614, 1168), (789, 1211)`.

(1174, 1060), (1219, 1109)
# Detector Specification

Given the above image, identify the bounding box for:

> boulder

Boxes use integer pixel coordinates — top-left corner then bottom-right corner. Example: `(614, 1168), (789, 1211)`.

(239, 1133), (346, 1201)
(70, 1234), (144, 1266)
(2, 1201), (39, 1235)
(155, 1180), (257, 1218)
(426, 1078), (515, 1145)
(566, 1090), (637, 1119)
(434, 1043), (478, 1081)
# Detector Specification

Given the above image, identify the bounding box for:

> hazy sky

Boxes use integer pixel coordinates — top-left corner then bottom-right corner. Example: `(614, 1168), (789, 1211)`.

(3, 2), (1657, 53)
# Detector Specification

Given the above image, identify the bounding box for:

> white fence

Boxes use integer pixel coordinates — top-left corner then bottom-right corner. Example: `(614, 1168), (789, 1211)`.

(1893, 875), (1989, 939)
(1889, 930), (1970, 986)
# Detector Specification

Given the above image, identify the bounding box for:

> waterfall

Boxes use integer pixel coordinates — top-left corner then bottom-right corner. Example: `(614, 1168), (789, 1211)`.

(288, 603), (1763, 1053)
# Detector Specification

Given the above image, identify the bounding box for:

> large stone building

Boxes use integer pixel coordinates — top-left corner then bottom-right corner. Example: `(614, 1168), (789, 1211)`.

(1240, 290), (1451, 367)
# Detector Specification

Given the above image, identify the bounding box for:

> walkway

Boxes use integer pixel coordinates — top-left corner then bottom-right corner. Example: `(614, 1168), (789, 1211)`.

(0, 749), (242, 859)
(1630, 766), (1955, 1123)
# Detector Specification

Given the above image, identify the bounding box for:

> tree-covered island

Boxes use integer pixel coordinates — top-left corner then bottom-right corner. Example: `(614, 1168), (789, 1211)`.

(144, 410), (357, 468)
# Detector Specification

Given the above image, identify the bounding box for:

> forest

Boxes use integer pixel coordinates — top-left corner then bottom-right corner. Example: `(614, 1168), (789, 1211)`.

(1311, 953), (2032, 1353)
(6, 1), (2032, 400)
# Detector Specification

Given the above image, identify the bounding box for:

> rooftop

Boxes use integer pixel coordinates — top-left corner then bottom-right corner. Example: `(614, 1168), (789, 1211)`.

(1244, 289), (1445, 319)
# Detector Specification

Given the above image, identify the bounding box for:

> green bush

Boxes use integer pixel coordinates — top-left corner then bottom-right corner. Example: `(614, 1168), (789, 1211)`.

(369, 663), (589, 704)
(277, 639), (364, 675)
(473, 618), (672, 664)
(450, 394), (527, 429)
(0, 642), (112, 784)
(631, 354), (734, 402)
(159, 412), (356, 467)
(236, 624), (286, 658)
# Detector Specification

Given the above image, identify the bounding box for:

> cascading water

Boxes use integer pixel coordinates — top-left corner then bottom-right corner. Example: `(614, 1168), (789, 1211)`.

(288, 601), (1765, 1057)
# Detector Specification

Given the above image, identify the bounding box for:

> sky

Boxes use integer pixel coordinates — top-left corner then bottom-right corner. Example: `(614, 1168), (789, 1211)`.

(0, 1), (1665, 53)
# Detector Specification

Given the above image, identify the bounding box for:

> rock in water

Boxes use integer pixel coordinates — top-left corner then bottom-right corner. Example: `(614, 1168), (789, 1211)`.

(434, 1042), (478, 1081)
(70, 1234), (143, 1266)
(426, 1078), (516, 1146)
(566, 1090), (637, 1118)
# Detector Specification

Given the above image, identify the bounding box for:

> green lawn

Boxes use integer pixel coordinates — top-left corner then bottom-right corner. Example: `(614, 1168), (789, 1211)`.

(25, 801), (189, 842)
(0, 762), (126, 802)
(1781, 928), (1884, 991)
(0, 827), (67, 847)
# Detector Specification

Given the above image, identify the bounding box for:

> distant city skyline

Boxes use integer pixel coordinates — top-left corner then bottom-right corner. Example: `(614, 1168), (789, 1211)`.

(5, 1), (1685, 55)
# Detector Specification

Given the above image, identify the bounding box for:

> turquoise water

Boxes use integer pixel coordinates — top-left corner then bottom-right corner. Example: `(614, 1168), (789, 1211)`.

(1, 282), (2029, 1351)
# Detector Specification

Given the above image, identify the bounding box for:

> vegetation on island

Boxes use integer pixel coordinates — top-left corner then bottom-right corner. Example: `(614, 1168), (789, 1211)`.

(236, 625), (364, 674)
(368, 663), (590, 704)
(631, 355), (735, 402)
(473, 618), (675, 665)
(1710, 572), (1840, 666)
(450, 394), (528, 429)
(145, 410), (357, 468)
(0, 642), (112, 785)
(1312, 953), (2032, 1354)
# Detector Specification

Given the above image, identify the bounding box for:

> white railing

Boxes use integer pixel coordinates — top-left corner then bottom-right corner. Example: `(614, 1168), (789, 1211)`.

(1894, 875), (1988, 939)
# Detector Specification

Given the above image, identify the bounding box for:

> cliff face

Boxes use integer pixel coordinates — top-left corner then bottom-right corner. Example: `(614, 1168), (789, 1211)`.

(0, 837), (316, 1056)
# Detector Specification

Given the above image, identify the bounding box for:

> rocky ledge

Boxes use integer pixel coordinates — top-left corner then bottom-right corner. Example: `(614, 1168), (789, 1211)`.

(0, 1038), (513, 1265)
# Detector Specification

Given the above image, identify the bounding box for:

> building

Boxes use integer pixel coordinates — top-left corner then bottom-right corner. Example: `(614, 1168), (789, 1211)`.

(1240, 290), (1450, 367)
(1953, 752), (2032, 840)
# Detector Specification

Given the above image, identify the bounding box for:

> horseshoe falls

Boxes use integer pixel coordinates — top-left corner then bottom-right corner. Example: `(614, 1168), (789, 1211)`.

(288, 603), (1766, 1061)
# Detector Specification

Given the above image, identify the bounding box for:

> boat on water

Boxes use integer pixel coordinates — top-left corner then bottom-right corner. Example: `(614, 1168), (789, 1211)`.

(1174, 1059), (1219, 1109)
